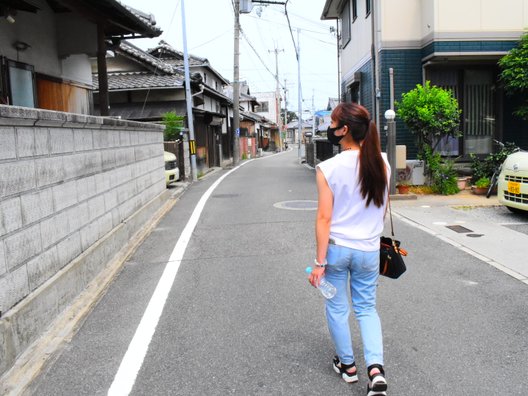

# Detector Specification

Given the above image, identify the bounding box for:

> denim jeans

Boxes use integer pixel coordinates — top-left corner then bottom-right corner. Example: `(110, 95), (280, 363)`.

(324, 243), (383, 368)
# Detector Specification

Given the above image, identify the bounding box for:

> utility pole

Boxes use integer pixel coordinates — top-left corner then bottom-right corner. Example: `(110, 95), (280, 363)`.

(297, 29), (302, 160)
(311, 89), (315, 136)
(269, 47), (284, 151)
(181, 0), (198, 181)
(283, 78), (288, 140)
(370, 0), (380, 128)
(233, 0), (241, 165)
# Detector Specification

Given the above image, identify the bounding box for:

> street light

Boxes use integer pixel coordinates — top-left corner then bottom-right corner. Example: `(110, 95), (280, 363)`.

(384, 109), (396, 195)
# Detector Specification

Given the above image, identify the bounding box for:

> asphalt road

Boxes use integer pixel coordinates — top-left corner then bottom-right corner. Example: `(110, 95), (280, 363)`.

(26, 150), (528, 395)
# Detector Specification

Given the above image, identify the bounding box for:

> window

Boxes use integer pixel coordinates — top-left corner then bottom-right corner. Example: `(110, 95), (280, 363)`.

(0, 58), (36, 107)
(258, 101), (269, 112)
(366, 0), (371, 16)
(352, 0), (357, 21)
(341, 1), (351, 48)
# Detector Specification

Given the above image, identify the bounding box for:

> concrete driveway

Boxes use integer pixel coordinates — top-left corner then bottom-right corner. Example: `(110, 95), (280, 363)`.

(391, 190), (528, 285)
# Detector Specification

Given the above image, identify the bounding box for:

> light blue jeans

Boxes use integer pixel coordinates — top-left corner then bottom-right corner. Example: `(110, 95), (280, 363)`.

(324, 243), (383, 368)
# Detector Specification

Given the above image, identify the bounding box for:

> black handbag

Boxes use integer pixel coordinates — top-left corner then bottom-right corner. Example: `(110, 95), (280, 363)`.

(380, 195), (407, 279)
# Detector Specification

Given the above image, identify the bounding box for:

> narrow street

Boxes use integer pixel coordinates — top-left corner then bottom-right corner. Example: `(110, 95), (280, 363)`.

(24, 150), (528, 395)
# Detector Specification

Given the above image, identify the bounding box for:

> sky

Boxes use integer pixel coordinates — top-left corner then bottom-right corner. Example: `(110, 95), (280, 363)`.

(121, 0), (339, 113)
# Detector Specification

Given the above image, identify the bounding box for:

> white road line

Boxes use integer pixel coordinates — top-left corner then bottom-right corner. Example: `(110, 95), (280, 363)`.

(108, 161), (252, 396)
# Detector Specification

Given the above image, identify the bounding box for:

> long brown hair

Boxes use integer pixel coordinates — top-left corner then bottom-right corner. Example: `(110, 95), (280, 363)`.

(331, 103), (387, 207)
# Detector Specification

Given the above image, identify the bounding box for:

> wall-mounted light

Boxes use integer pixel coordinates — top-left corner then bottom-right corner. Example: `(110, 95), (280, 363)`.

(13, 41), (31, 51)
(1, 7), (16, 23)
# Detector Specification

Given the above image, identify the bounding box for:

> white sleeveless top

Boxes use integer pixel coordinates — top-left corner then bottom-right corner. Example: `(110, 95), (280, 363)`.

(316, 150), (391, 251)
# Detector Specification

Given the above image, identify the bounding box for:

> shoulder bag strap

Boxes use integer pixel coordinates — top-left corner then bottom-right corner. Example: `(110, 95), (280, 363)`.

(387, 185), (395, 238)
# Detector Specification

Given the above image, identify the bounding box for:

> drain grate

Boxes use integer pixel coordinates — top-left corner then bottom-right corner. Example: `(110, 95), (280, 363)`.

(446, 225), (473, 233)
(467, 233), (484, 238)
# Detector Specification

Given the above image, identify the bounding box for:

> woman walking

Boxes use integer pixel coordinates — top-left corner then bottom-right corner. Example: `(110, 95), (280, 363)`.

(308, 102), (390, 396)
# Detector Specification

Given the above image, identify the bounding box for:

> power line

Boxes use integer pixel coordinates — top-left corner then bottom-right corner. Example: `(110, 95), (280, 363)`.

(190, 28), (232, 50)
(240, 27), (285, 90)
(284, 0), (298, 59)
(246, 12), (331, 35)
(266, 6), (330, 32)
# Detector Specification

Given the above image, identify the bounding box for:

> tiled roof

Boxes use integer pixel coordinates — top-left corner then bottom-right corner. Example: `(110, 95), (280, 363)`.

(117, 1), (162, 35)
(148, 40), (230, 84)
(148, 40), (207, 63)
(93, 72), (183, 91)
(118, 41), (174, 73)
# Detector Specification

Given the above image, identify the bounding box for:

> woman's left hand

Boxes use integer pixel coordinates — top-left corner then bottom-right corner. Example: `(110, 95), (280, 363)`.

(308, 266), (325, 288)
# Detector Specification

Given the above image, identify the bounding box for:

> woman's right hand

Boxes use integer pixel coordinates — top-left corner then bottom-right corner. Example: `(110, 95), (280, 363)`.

(308, 266), (325, 288)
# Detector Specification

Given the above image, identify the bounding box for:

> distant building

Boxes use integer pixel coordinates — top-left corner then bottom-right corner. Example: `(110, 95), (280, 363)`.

(253, 91), (281, 150)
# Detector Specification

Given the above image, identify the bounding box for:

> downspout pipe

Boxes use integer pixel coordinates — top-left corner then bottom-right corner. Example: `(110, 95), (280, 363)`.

(370, 0), (380, 128)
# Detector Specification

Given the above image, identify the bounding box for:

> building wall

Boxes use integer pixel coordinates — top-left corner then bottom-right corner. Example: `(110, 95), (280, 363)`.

(379, 0), (528, 47)
(379, 49), (423, 158)
(380, 0), (422, 47)
(432, 0), (528, 36)
(0, 105), (167, 376)
(0, 1), (94, 86)
(340, 0), (372, 77)
(254, 92), (280, 124)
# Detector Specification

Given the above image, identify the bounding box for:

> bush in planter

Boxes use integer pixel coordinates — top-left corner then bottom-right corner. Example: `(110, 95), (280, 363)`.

(396, 181), (411, 194)
(475, 177), (490, 189)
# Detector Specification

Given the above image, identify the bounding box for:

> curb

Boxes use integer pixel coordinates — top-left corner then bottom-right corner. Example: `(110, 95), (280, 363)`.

(389, 193), (418, 201)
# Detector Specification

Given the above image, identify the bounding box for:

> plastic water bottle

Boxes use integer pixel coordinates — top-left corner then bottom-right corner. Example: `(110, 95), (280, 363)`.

(305, 266), (336, 299)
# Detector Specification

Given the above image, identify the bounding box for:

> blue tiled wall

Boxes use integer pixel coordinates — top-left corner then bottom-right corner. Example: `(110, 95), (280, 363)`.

(379, 49), (423, 158)
(341, 61), (374, 116)
(422, 41), (518, 59)
(359, 61), (374, 117)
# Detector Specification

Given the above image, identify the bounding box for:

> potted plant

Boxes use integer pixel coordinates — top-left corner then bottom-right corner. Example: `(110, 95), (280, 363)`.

(473, 177), (490, 195)
(396, 181), (411, 194)
(457, 177), (469, 190)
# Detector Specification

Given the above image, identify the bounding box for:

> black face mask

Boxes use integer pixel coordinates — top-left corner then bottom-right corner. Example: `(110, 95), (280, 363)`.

(327, 125), (345, 146)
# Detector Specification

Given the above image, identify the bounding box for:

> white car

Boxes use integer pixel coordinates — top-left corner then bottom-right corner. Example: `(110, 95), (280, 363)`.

(164, 151), (180, 186)
(497, 151), (528, 213)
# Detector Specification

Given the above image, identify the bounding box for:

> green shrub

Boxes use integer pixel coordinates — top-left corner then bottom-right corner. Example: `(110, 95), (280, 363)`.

(469, 142), (518, 183)
(475, 177), (490, 188)
(423, 146), (460, 195)
(162, 112), (184, 141)
(396, 81), (461, 157)
(499, 32), (528, 120)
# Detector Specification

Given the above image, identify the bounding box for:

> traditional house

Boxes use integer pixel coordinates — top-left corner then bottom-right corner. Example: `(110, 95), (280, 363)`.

(321, 0), (528, 158)
(0, 0), (160, 114)
(148, 41), (234, 170)
(253, 91), (281, 151)
(0, 0), (170, 379)
(92, 40), (234, 174)
(237, 83), (264, 156)
(286, 119), (313, 143)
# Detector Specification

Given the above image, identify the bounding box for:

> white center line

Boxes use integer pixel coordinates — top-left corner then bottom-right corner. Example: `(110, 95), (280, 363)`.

(108, 161), (251, 396)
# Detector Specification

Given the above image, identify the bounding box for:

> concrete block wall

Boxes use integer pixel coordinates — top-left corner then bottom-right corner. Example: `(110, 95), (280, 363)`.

(0, 105), (167, 376)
